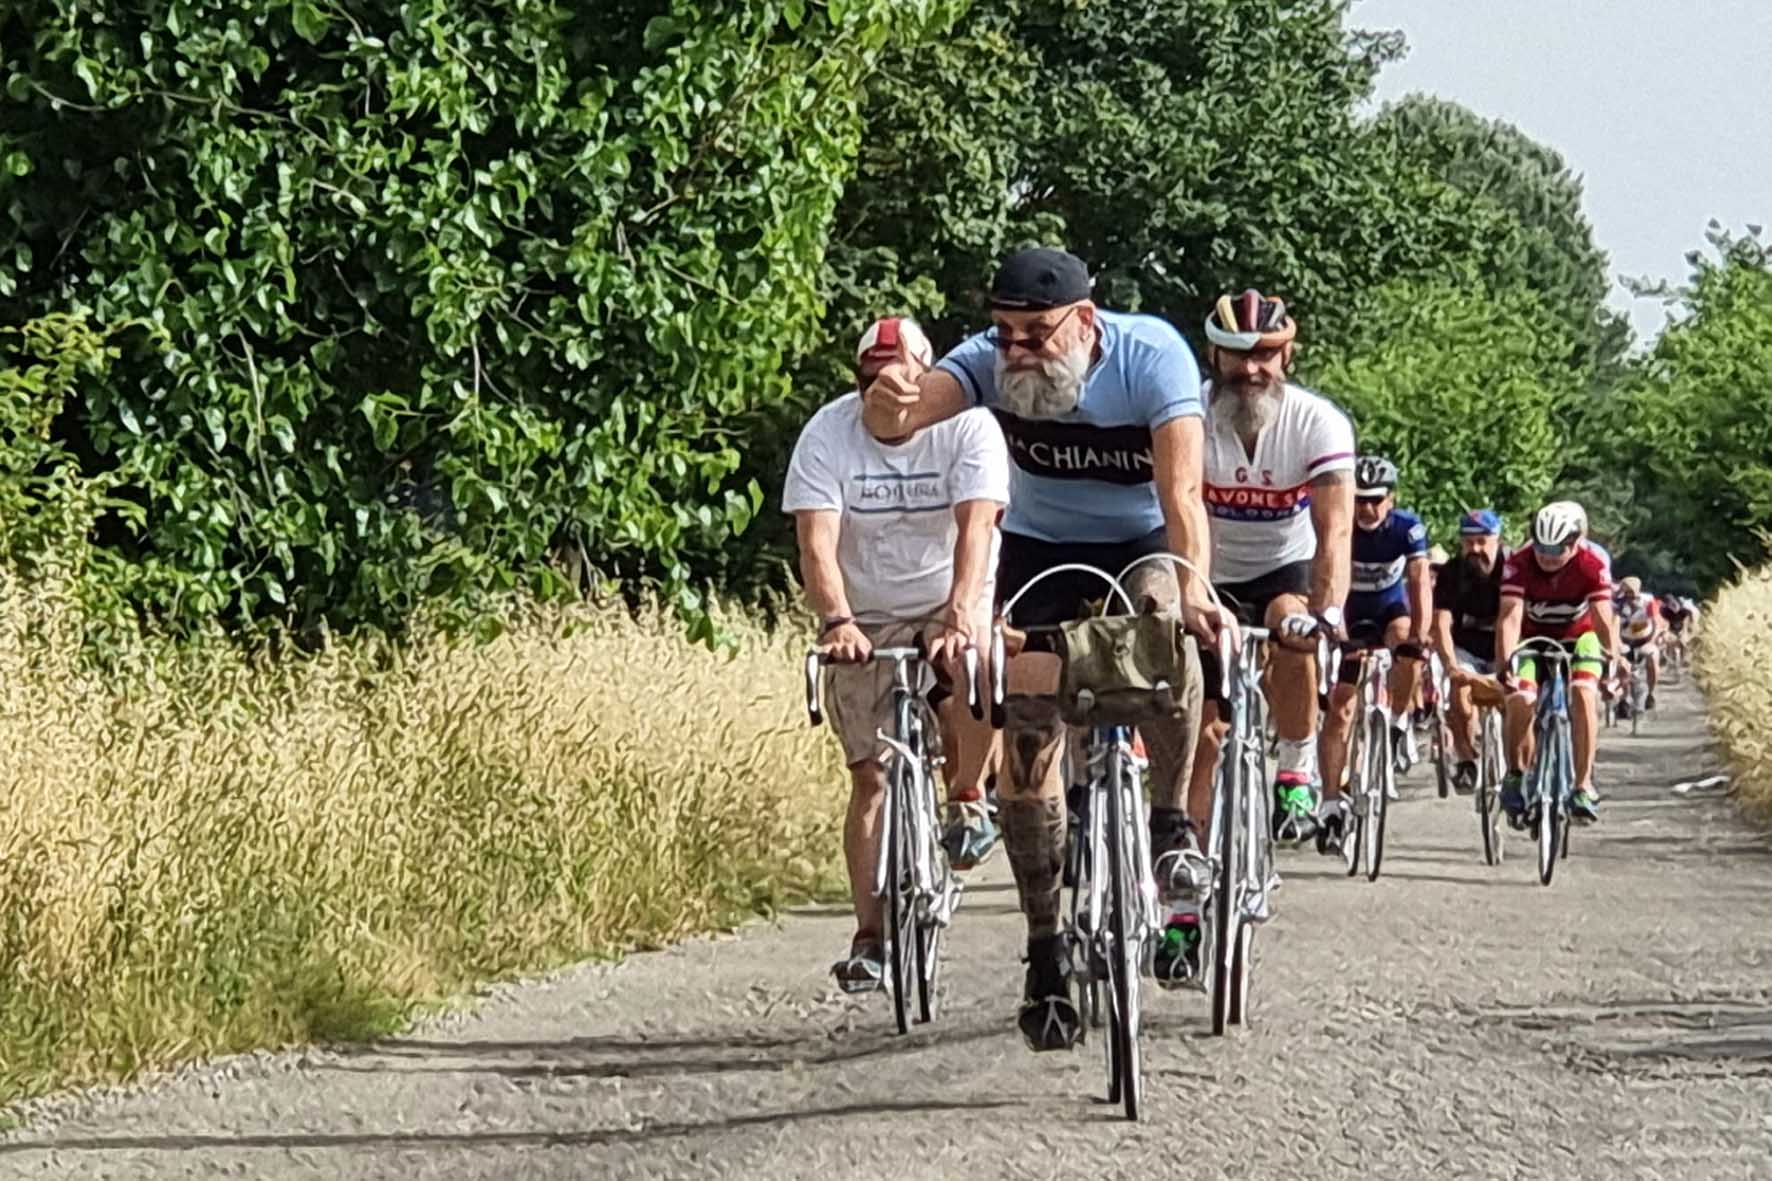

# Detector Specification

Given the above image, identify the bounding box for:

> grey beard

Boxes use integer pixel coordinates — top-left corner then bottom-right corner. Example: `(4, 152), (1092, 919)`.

(1227, 384), (1282, 439)
(996, 345), (1090, 419)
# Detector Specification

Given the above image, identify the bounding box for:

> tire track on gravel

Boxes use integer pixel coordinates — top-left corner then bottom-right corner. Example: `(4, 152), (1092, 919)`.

(5, 679), (1771, 1180)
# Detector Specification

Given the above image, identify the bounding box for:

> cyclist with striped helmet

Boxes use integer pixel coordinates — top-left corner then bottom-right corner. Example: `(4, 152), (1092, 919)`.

(1495, 500), (1623, 824)
(1182, 290), (1355, 888)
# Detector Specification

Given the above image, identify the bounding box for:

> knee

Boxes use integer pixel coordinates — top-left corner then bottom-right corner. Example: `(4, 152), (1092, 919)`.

(849, 762), (886, 801)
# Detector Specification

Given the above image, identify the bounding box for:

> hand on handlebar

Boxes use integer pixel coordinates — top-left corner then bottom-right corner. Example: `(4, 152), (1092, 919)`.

(1183, 592), (1240, 653)
(925, 603), (979, 675)
(818, 621), (873, 664)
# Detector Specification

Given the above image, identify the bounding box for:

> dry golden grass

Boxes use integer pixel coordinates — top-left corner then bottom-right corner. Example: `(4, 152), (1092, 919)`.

(0, 578), (845, 1103)
(1696, 564), (1772, 821)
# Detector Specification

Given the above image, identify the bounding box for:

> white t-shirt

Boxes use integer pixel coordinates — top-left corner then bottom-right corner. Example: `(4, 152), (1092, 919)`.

(782, 394), (1011, 623)
(1201, 381), (1356, 585)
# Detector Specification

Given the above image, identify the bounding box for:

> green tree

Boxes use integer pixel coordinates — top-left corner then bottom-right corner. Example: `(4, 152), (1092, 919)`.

(1, 0), (964, 635)
(1601, 226), (1772, 588)
(1369, 95), (1631, 371)
(1302, 276), (1574, 540)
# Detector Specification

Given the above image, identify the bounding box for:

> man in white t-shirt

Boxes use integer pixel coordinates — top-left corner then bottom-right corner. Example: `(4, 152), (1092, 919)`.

(782, 317), (1011, 994)
(1187, 290), (1355, 845)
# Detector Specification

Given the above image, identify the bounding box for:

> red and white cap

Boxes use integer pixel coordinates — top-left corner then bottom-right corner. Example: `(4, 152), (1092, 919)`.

(855, 317), (933, 371)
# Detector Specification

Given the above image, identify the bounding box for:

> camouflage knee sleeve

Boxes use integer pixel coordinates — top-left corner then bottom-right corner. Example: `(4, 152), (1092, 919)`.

(999, 796), (1066, 939)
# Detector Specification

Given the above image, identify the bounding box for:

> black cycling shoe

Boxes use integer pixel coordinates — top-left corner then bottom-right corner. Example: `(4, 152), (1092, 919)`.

(1644, 691), (1657, 712)
(1453, 760), (1478, 795)
(1018, 934), (1081, 1052)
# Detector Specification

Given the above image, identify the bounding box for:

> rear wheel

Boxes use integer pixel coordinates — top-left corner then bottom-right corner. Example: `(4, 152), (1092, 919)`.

(1226, 920), (1255, 1026)
(1433, 713), (1452, 799)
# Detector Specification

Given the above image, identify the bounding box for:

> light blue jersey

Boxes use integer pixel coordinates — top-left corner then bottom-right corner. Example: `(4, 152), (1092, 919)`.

(936, 309), (1202, 543)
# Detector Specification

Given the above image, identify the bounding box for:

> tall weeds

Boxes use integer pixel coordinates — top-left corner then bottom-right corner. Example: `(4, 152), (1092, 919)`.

(1696, 564), (1772, 821)
(0, 577), (843, 1102)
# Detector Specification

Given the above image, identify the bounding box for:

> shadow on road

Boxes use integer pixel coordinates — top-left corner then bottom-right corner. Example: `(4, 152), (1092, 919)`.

(311, 1019), (1011, 1081)
(0, 1097), (1033, 1156)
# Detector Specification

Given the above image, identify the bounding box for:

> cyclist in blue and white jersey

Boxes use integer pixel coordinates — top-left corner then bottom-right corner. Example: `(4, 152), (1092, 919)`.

(1315, 455), (1432, 849)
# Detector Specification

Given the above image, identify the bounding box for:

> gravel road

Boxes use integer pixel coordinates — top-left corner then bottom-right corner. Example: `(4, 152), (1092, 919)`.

(5, 678), (1770, 1180)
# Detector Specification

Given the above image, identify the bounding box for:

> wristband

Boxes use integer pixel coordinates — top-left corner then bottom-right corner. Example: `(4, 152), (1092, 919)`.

(819, 616), (855, 638)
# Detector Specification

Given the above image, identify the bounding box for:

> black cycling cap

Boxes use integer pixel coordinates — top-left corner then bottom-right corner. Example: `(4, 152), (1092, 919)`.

(989, 247), (1093, 311)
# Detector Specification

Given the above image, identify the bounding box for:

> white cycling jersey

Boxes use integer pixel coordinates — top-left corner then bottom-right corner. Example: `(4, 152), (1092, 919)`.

(1202, 381), (1356, 585)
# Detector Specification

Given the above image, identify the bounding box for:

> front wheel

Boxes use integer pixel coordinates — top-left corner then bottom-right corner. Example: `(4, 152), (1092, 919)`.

(1104, 772), (1143, 1120)
(1364, 714), (1391, 882)
(1537, 794), (1562, 886)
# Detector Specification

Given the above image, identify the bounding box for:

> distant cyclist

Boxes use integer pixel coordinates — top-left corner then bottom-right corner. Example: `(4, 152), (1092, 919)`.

(863, 247), (1220, 1052)
(1188, 289), (1355, 858)
(784, 317), (1010, 993)
(1495, 500), (1623, 825)
(1431, 508), (1507, 793)
(1316, 456), (1431, 848)
(1614, 576), (1665, 716)
(1660, 591), (1697, 666)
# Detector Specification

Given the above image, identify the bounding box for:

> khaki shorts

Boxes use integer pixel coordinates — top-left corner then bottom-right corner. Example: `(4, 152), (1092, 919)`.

(825, 620), (932, 767)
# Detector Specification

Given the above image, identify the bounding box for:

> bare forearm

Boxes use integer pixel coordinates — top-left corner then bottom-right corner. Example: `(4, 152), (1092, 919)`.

(795, 514), (852, 622)
(1407, 565), (1432, 639)
(1161, 494), (1212, 597)
(1495, 605), (1521, 668)
(1432, 611), (1457, 665)
(947, 502), (998, 616)
(1307, 472), (1352, 613)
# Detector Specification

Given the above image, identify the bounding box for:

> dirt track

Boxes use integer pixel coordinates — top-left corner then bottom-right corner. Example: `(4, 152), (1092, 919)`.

(5, 677), (1771, 1180)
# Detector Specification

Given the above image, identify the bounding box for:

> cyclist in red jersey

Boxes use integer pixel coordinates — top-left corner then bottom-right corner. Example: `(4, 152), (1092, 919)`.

(1494, 500), (1622, 824)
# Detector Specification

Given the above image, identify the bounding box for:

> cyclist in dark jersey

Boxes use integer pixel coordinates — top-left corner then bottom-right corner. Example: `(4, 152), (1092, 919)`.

(1432, 508), (1506, 793)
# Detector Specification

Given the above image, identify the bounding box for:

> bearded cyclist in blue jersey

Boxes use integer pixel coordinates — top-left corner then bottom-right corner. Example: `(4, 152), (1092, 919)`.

(863, 247), (1225, 1054)
(1315, 456), (1432, 848)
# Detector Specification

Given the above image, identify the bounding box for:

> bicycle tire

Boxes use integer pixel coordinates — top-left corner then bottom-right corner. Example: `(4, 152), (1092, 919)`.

(1104, 745), (1142, 1120)
(1366, 713), (1389, 882)
(1535, 719), (1565, 887)
(915, 809), (946, 1025)
(1227, 920), (1255, 1026)
(1433, 713), (1451, 799)
(885, 757), (915, 1033)
(1341, 709), (1364, 877)
(1211, 734), (1241, 1037)
(1479, 710), (1504, 866)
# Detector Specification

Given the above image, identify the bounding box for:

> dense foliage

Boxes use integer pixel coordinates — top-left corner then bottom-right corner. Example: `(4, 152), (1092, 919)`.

(1, 0), (1764, 630)
(1, 0), (963, 636)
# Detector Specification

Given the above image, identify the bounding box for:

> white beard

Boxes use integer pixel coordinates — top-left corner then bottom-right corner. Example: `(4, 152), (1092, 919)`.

(1226, 383), (1282, 440)
(995, 344), (1091, 419)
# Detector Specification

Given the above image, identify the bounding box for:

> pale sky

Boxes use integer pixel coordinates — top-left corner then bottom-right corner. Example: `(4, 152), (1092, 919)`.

(1355, 0), (1772, 344)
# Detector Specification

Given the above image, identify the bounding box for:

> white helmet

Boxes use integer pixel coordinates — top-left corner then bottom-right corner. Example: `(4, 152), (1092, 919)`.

(1531, 500), (1587, 548)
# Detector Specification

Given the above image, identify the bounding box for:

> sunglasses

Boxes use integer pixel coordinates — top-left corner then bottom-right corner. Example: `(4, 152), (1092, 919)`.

(1532, 541), (1574, 558)
(988, 305), (1082, 354)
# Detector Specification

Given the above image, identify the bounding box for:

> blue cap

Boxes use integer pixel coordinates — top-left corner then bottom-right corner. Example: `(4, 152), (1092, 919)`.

(1459, 508), (1502, 536)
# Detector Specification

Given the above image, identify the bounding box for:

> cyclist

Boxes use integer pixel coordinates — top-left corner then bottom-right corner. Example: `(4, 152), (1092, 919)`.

(863, 247), (1219, 1052)
(1431, 509), (1507, 793)
(1315, 456), (1431, 846)
(784, 317), (1011, 993)
(1613, 575), (1665, 716)
(1661, 592), (1696, 666)
(1495, 500), (1623, 825)
(1187, 289), (1355, 859)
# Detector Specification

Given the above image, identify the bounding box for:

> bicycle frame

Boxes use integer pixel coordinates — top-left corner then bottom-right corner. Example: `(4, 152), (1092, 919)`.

(805, 643), (979, 1029)
(1339, 645), (1394, 881)
(1507, 637), (1576, 886)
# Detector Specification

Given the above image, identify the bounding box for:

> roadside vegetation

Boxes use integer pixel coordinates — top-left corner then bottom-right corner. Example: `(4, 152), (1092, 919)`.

(0, 582), (843, 1102)
(1697, 565), (1772, 822)
(0, 0), (1767, 1104)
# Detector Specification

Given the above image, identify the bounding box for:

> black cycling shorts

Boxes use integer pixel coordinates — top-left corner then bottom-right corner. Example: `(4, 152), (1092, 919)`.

(1212, 560), (1312, 628)
(1338, 598), (1412, 686)
(996, 527), (1170, 627)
